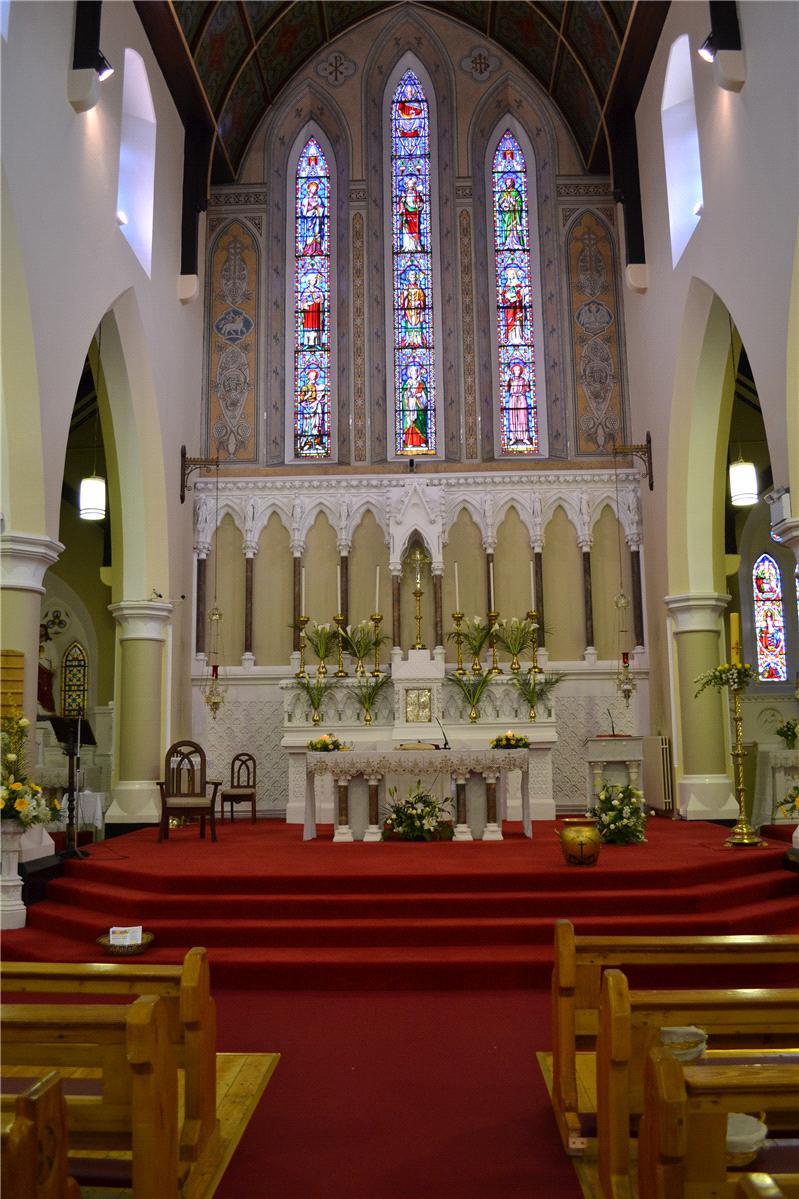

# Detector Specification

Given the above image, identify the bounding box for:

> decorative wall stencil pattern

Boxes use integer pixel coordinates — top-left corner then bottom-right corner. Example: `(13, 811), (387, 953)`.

(316, 50), (357, 86)
(202, 696), (287, 813)
(352, 211), (367, 460)
(459, 46), (500, 81)
(552, 693), (629, 808)
(208, 220), (259, 461)
(458, 209), (478, 459)
(567, 210), (625, 453)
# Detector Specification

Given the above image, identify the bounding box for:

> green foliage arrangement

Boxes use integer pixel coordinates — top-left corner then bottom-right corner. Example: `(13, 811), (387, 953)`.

(491, 617), (536, 658)
(1, 711), (61, 830)
(295, 675), (336, 721)
(304, 622), (337, 664)
(694, 662), (756, 697)
(306, 733), (346, 752)
(353, 672), (391, 721)
(444, 670), (495, 718)
(775, 718), (798, 749)
(448, 616), (492, 660)
(339, 621), (378, 663)
(511, 670), (565, 715)
(382, 782), (453, 841)
(589, 782), (648, 844)
(489, 730), (530, 749)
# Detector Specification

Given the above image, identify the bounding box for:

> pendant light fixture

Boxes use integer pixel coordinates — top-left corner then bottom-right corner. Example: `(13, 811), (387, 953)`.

(200, 458), (227, 718)
(80, 323), (107, 521)
(726, 315), (757, 508)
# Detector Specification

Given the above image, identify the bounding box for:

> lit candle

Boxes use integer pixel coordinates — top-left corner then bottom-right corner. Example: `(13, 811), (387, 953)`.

(454, 561), (460, 612)
(374, 565), (380, 614)
(489, 559), (495, 610)
(301, 565), (306, 615)
(337, 563), (342, 615)
(729, 611), (741, 664)
(529, 558), (536, 611)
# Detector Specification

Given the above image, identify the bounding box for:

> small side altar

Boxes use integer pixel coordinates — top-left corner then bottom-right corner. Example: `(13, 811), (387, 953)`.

(585, 735), (644, 805)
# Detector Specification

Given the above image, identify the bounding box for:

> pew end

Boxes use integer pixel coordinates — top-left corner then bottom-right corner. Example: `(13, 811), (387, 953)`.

(1, 1072), (80, 1199)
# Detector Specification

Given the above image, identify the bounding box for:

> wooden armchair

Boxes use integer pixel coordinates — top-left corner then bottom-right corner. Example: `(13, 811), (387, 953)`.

(158, 741), (220, 842)
(220, 753), (257, 823)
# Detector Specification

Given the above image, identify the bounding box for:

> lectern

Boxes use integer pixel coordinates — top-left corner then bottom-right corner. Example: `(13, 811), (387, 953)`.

(48, 716), (96, 858)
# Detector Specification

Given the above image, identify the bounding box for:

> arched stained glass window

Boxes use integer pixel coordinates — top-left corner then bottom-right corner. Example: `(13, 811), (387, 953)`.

(61, 641), (88, 717)
(752, 554), (787, 680)
(294, 138), (331, 459)
(492, 130), (539, 454)
(391, 71), (436, 456)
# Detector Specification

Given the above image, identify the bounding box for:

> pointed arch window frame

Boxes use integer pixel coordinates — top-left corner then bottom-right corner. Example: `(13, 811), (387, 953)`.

(483, 115), (549, 460)
(61, 640), (88, 717)
(285, 126), (338, 464)
(751, 552), (788, 682)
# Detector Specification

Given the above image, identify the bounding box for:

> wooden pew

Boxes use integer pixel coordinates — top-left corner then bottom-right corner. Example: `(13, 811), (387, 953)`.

(1, 994), (181, 1199)
(550, 921), (799, 1152)
(1, 1072), (80, 1199)
(596, 969), (799, 1199)
(638, 1046), (799, 1199)
(0, 946), (217, 1163)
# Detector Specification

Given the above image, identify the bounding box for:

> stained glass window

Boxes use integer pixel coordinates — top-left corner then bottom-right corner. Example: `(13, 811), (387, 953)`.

(752, 554), (787, 681)
(294, 138), (331, 458)
(391, 71), (436, 456)
(492, 130), (539, 454)
(61, 641), (88, 717)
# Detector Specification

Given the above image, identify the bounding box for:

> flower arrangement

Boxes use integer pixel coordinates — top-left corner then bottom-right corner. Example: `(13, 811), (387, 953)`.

(775, 718), (798, 749)
(295, 675), (336, 724)
(694, 662), (756, 697)
(1, 711), (61, 830)
(491, 617), (536, 659)
(589, 782), (648, 844)
(444, 670), (495, 720)
(382, 782), (453, 841)
(339, 621), (378, 670)
(774, 784), (799, 821)
(490, 730), (530, 749)
(304, 622), (337, 670)
(448, 617), (492, 671)
(353, 672), (391, 724)
(306, 733), (346, 752)
(511, 671), (565, 719)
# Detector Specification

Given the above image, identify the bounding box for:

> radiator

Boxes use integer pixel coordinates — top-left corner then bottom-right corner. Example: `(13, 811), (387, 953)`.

(642, 735), (674, 813)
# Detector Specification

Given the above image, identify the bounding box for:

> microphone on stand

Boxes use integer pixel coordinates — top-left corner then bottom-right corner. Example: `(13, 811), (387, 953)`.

(436, 717), (450, 750)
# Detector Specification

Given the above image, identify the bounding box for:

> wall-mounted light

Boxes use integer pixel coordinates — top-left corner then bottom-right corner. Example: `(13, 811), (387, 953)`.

(68, 2), (113, 112)
(96, 51), (114, 82)
(697, 2), (746, 91)
(729, 457), (758, 507)
(698, 35), (716, 62)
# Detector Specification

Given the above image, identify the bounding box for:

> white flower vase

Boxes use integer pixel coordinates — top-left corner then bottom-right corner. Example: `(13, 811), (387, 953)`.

(1, 823), (27, 929)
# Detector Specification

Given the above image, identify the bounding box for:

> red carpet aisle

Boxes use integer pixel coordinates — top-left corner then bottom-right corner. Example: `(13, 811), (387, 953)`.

(210, 988), (582, 1199)
(4, 819), (797, 988)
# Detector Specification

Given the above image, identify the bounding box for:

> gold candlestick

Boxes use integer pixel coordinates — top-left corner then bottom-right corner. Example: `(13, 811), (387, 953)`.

(371, 613), (383, 676)
(527, 610), (542, 674)
(452, 612), (466, 676)
(725, 687), (766, 847)
(488, 610), (501, 675)
(295, 615), (309, 679)
(334, 614), (348, 677)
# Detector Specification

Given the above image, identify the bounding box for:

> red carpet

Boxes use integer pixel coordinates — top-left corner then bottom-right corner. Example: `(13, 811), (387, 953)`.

(4, 817), (797, 989)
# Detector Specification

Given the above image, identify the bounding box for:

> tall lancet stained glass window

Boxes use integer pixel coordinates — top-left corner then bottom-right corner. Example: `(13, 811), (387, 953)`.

(294, 138), (331, 458)
(392, 71), (436, 456)
(752, 554), (787, 680)
(492, 131), (539, 454)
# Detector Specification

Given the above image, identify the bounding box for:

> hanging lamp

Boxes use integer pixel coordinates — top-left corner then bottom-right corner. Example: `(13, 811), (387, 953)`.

(729, 456), (758, 506)
(200, 460), (227, 718)
(80, 323), (107, 521)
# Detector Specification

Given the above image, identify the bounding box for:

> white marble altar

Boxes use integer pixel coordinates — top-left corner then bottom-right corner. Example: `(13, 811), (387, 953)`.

(585, 734), (645, 805)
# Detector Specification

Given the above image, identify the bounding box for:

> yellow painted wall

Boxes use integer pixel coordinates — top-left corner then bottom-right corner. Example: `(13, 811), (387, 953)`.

(495, 506), (534, 617)
(543, 506), (583, 659)
(590, 504), (633, 661)
(304, 511), (338, 624)
(443, 509), (486, 620)
(208, 514), (245, 665)
(253, 513), (293, 665)
(350, 510), (389, 625)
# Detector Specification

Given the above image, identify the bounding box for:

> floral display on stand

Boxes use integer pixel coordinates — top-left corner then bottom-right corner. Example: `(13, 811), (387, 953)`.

(589, 782), (648, 844)
(295, 675), (336, 724)
(773, 784), (799, 822)
(775, 718), (798, 749)
(306, 733), (347, 752)
(693, 662), (756, 697)
(1, 711), (61, 830)
(489, 731), (530, 749)
(382, 782), (454, 842)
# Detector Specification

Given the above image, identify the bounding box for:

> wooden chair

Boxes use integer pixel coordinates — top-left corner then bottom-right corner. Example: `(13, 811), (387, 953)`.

(220, 753), (257, 823)
(158, 741), (220, 842)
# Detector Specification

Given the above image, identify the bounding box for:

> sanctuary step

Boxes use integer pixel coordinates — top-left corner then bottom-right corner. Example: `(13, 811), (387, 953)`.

(4, 820), (798, 990)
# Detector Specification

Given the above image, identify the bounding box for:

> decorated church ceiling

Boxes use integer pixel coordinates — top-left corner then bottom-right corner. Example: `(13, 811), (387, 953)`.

(136, 0), (668, 181)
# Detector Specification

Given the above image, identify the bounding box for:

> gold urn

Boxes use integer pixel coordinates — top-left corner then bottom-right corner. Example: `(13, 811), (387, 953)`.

(558, 817), (601, 866)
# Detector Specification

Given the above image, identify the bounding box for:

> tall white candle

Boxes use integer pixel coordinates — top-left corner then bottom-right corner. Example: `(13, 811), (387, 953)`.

(337, 563), (342, 614)
(374, 565), (380, 614)
(301, 565), (306, 615)
(530, 559), (536, 611)
(454, 561), (460, 612)
(489, 560), (495, 610)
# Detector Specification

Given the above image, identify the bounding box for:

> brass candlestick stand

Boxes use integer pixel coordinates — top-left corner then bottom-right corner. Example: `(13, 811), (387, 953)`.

(487, 610), (501, 675)
(371, 613), (383, 676)
(452, 612), (466, 676)
(527, 610), (542, 675)
(406, 545), (429, 650)
(725, 687), (766, 847)
(334, 614), (348, 677)
(295, 615), (309, 678)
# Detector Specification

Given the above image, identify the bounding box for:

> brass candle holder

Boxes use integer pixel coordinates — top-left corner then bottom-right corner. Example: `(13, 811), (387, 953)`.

(452, 612), (466, 676)
(333, 614), (348, 677)
(527, 610), (542, 675)
(295, 615), (309, 678)
(371, 613), (383, 676)
(725, 687), (766, 848)
(488, 610), (502, 675)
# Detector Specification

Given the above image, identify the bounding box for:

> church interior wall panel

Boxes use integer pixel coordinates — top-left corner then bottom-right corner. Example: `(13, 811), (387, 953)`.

(199, 689), (288, 815)
(542, 505), (584, 660)
(253, 513), (294, 667)
(494, 505), (534, 621)
(209, 514), (245, 665)
(349, 511), (390, 627)
(445, 509), (487, 621)
(589, 504), (633, 662)
(304, 510), (339, 627)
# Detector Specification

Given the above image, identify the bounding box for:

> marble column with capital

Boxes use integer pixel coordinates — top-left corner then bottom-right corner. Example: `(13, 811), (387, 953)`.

(0, 532), (64, 721)
(665, 592), (737, 821)
(105, 600), (173, 829)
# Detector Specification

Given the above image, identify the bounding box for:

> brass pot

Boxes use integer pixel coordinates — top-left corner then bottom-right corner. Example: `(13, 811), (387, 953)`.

(558, 817), (601, 866)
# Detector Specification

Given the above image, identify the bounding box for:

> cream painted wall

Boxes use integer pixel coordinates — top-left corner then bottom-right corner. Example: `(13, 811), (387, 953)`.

(207, 515), (245, 665)
(350, 511), (389, 626)
(542, 506), (583, 660)
(304, 511), (338, 627)
(590, 505), (633, 663)
(444, 510), (486, 621)
(495, 506), (534, 618)
(253, 513), (293, 666)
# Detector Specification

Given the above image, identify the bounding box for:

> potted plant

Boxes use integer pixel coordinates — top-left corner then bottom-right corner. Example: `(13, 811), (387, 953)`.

(294, 676), (336, 725)
(589, 782), (648, 844)
(304, 622), (337, 676)
(340, 621), (378, 676)
(511, 671), (564, 720)
(353, 672), (391, 725)
(775, 718), (798, 750)
(382, 781), (453, 841)
(448, 616), (492, 674)
(445, 670), (495, 722)
(491, 617), (536, 673)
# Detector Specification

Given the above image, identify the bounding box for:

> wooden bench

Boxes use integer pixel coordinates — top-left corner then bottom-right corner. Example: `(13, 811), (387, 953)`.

(737, 1176), (799, 1199)
(0, 946), (218, 1163)
(638, 1046), (799, 1199)
(1, 1072), (80, 1199)
(550, 921), (799, 1153)
(1, 995), (181, 1199)
(596, 970), (799, 1199)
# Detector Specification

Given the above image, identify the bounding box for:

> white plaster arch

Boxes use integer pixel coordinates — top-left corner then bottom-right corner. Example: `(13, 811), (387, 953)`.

(348, 499), (391, 547)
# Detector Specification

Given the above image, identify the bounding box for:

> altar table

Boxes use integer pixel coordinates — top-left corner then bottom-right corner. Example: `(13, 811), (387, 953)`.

(304, 747), (533, 842)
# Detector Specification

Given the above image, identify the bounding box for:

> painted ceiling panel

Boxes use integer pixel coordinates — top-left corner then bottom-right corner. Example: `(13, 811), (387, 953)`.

(427, 1), (491, 32)
(218, 56), (269, 166)
(244, 1), (290, 38)
(255, 1), (325, 98)
(534, 1), (565, 29)
(552, 47), (602, 161)
(493, 1), (559, 90)
(324, 1), (393, 38)
(195, 0), (250, 113)
(566, 0), (619, 99)
(173, 1), (212, 49)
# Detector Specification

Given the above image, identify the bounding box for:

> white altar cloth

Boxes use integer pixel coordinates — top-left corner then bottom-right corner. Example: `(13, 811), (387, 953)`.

(305, 748), (532, 841)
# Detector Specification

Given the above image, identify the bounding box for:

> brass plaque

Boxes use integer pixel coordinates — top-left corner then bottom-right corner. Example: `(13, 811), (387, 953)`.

(405, 688), (431, 723)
